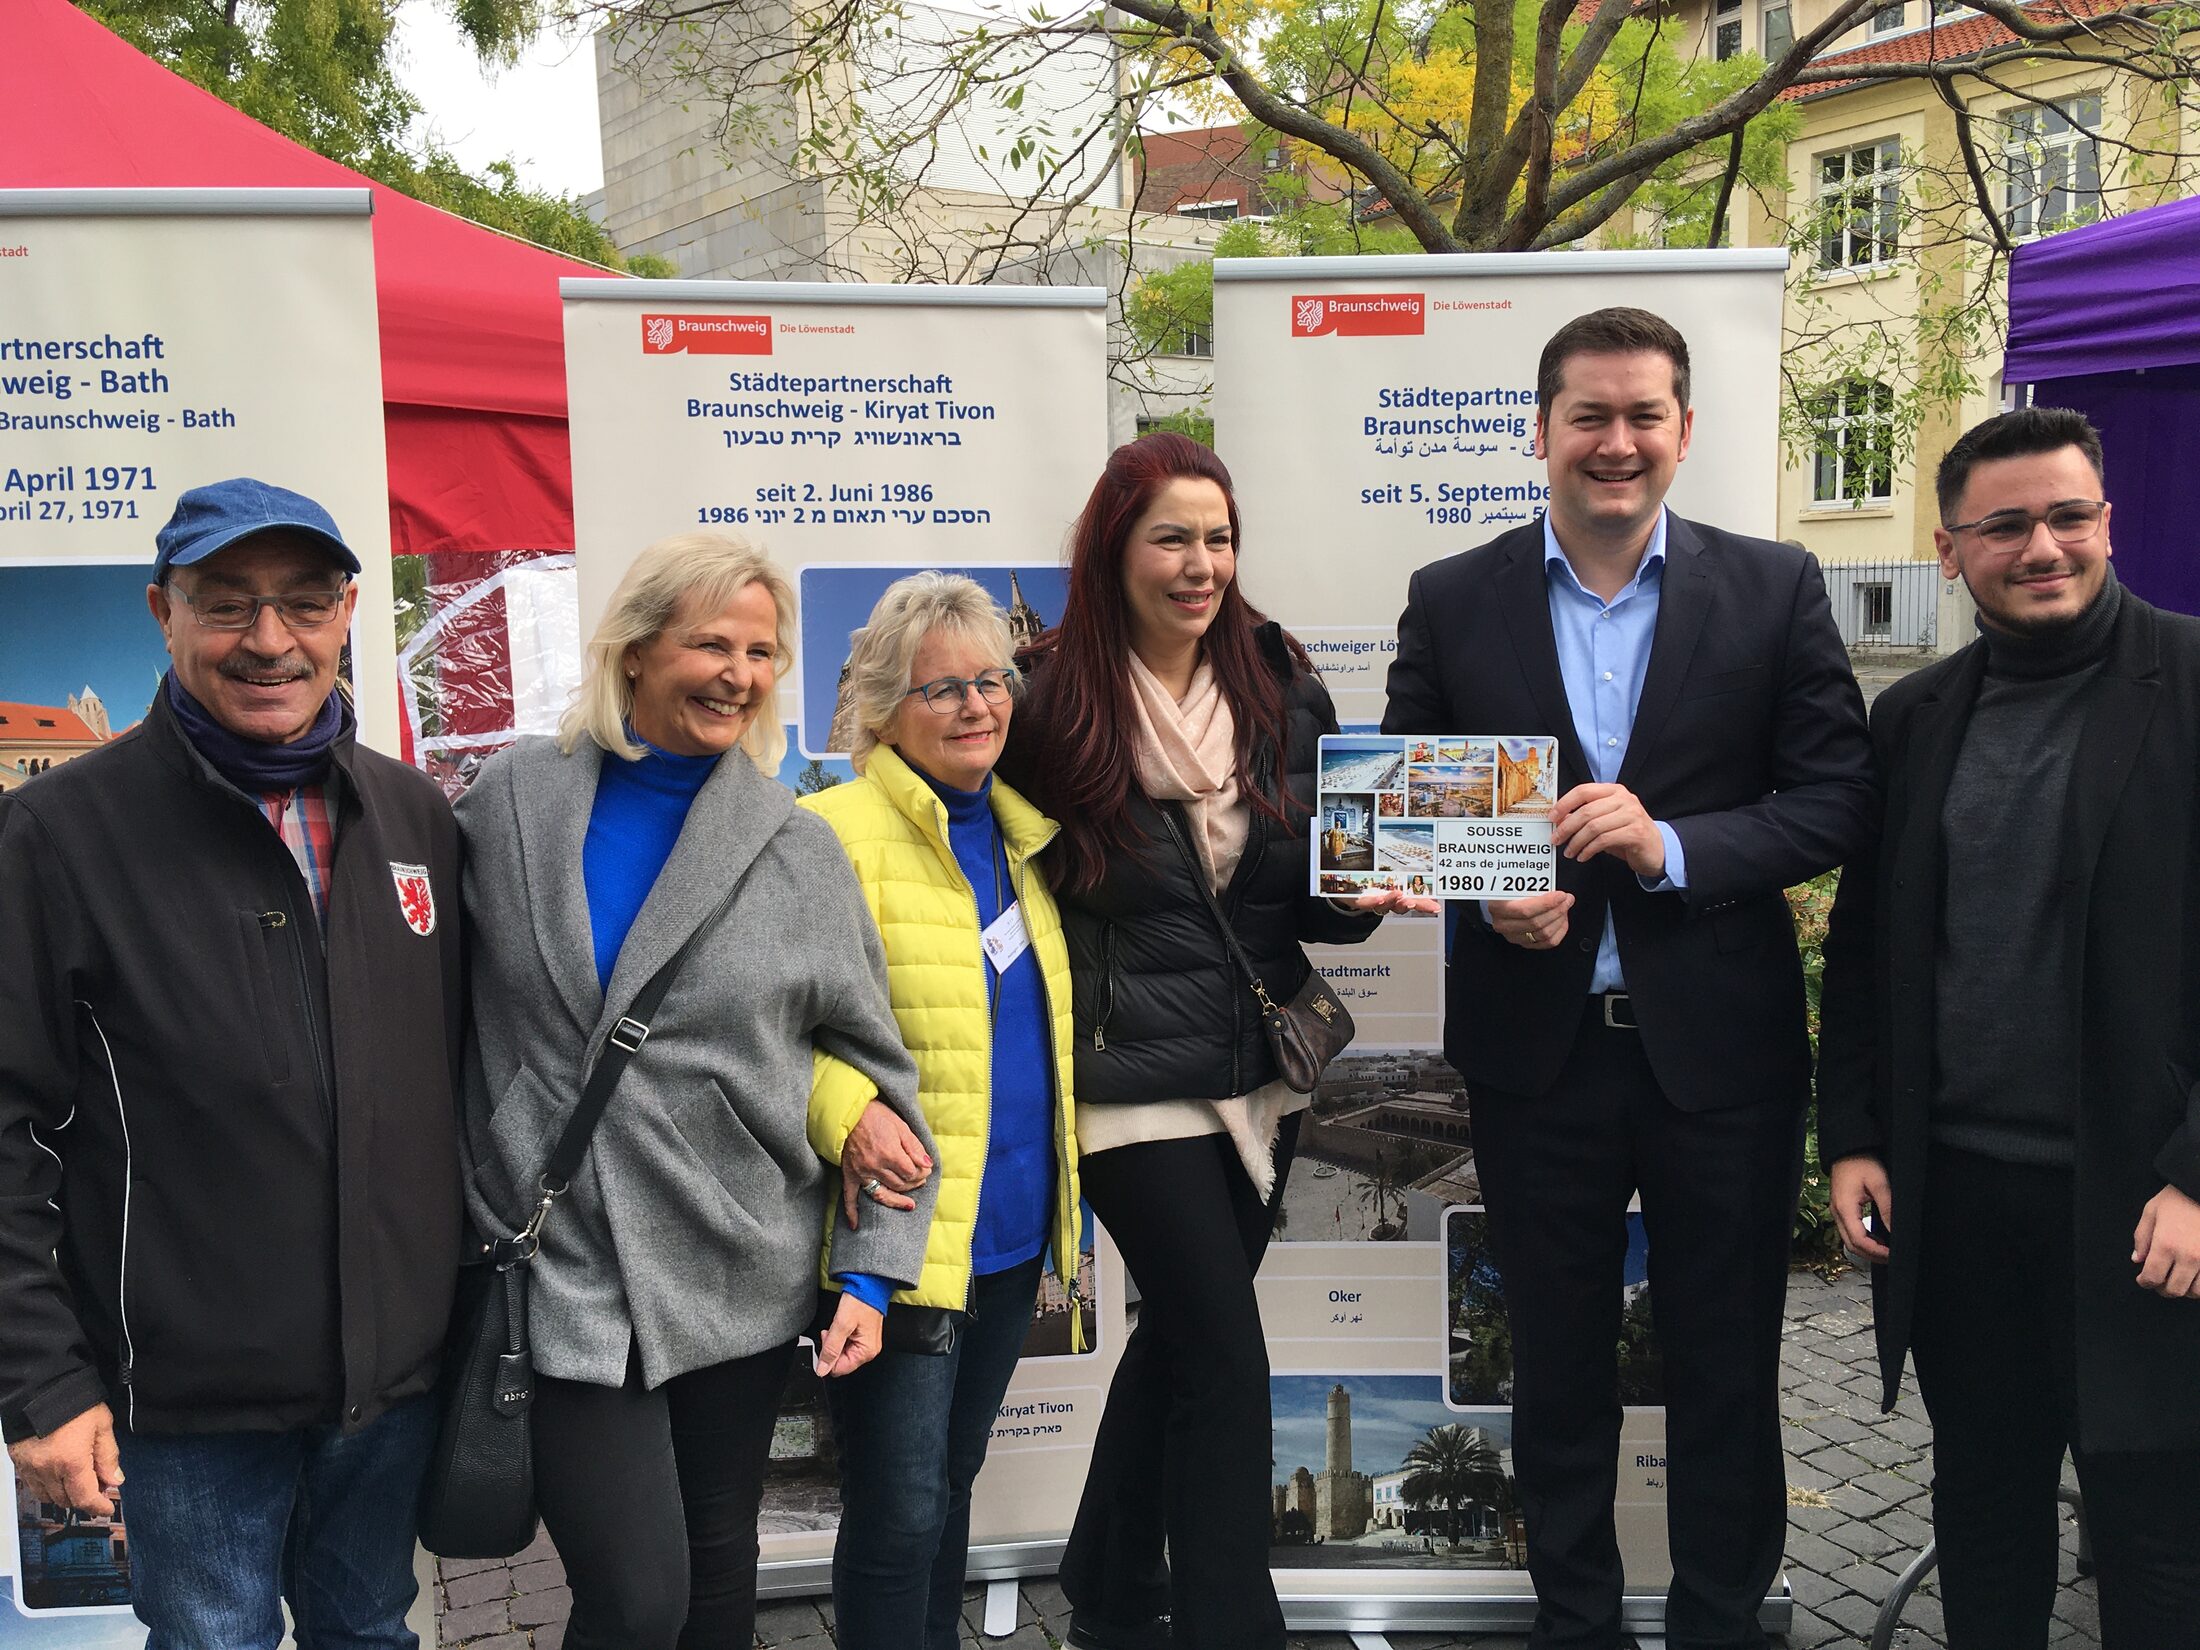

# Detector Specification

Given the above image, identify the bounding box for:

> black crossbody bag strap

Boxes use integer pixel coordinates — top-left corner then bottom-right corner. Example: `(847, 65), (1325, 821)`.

(495, 875), (746, 1262)
(1157, 802), (1283, 1018)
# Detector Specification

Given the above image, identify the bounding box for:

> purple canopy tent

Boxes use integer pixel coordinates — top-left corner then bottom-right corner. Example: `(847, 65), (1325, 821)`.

(2005, 195), (2200, 615)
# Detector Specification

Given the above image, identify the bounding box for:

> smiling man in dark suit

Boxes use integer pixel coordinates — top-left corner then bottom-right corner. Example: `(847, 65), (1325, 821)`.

(1383, 308), (1873, 1650)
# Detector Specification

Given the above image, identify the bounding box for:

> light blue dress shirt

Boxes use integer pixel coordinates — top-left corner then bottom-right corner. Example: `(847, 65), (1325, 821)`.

(1538, 511), (1687, 993)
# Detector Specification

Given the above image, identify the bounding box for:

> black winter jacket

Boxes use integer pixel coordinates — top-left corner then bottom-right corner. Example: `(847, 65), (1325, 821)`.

(0, 690), (464, 1442)
(1007, 625), (1380, 1104)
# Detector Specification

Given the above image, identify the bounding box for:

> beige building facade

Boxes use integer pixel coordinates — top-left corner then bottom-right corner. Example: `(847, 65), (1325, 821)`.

(1606, 3), (2197, 648)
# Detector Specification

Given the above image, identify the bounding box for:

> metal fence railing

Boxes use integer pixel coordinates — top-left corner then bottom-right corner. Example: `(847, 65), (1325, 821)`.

(1820, 558), (1943, 652)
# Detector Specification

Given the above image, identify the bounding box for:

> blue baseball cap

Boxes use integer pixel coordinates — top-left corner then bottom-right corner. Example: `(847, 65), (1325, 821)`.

(153, 478), (362, 582)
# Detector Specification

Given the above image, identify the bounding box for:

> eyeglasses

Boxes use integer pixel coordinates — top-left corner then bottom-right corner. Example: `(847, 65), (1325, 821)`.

(1944, 499), (2106, 552)
(904, 668), (1020, 712)
(173, 585), (350, 631)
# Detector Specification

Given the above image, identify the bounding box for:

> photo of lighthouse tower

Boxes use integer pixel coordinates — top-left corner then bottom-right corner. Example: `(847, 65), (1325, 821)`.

(1268, 1375), (1523, 1570)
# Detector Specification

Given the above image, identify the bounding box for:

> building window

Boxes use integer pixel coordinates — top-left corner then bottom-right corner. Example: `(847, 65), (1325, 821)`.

(1817, 138), (1901, 269)
(1762, 1), (1794, 59)
(2002, 95), (2103, 240)
(1857, 581), (1895, 639)
(1715, 0), (1742, 59)
(1870, 1), (1906, 32)
(1175, 200), (1240, 221)
(1809, 379), (1896, 504)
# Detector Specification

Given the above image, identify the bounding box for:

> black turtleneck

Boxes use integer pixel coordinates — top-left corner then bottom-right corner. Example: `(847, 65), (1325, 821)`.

(1931, 568), (2124, 1166)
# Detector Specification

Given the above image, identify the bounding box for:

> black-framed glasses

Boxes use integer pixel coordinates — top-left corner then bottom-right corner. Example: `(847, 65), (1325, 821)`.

(1944, 499), (2105, 552)
(173, 585), (350, 631)
(904, 668), (1020, 712)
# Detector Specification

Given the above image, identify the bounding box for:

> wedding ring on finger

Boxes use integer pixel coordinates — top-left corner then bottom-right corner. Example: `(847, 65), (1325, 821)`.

(860, 1177), (884, 1199)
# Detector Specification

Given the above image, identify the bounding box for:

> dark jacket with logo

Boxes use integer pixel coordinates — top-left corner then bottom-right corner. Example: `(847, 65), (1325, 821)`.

(1004, 624), (1380, 1104)
(0, 688), (464, 1441)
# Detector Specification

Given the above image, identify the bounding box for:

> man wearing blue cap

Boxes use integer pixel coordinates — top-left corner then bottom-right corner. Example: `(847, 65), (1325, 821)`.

(0, 479), (464, 1648)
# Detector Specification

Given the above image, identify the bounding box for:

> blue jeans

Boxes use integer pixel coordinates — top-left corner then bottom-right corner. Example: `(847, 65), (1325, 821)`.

(116, 1394), (436, 1650)
(827, 1257), (1043, 1650)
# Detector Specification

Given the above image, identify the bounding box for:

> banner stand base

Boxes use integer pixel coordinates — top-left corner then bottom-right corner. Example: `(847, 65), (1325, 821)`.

(1279, 1577), (1789, 1636)
(982, 1579), (1020, 1637)
(764, 1555), (1788, 1639)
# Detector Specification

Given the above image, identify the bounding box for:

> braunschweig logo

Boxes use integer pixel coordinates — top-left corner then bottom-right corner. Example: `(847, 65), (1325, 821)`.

(390, 862), (436, 937)
(1290, 293), (1426, 338)
(640, 313), (774, 355)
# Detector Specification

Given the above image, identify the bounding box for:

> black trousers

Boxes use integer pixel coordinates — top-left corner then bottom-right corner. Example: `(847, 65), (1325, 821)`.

(531, 1339), (799, 1650)
(1910, 1147), (2200, 1650)
(1471, 1005), (1803, 1650)
(1060, 1113), (1299, 1650)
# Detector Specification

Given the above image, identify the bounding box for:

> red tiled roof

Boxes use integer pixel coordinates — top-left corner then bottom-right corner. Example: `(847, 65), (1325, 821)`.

(1787, 0), (2139, 99)
(0, 701), (101, 744)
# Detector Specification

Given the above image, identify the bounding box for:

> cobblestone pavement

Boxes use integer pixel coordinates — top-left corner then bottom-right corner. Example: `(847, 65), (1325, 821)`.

(435, 1268), (2102, 1649)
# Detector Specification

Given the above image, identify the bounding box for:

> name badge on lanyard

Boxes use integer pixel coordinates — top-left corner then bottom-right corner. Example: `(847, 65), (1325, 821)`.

(982, 902), (1031, 973)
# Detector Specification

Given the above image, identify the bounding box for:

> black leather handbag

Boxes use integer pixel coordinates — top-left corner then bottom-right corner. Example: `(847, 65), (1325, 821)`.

(1160, 803), (1356, 1094)
(418, 892), (731, 1558)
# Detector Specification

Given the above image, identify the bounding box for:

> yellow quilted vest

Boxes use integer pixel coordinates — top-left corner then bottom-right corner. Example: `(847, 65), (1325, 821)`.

(801, 745), (1083, 1341)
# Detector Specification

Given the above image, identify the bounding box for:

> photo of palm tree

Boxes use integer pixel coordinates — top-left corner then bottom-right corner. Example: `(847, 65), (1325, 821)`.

(1399, 1422), (1522, 1564)
(1267, 1375), (1522, 1570)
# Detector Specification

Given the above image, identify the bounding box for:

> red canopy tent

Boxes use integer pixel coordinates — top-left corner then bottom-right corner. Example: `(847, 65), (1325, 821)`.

(3, 0), (605, 560)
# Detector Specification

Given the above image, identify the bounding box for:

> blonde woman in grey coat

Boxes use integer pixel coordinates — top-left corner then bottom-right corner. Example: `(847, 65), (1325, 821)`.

(456, 534), (938, 1650)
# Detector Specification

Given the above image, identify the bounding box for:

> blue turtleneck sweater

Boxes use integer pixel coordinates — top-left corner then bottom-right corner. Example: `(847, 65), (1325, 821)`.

(583, 741), (719, 991)
(919, 766), (1055, 1276)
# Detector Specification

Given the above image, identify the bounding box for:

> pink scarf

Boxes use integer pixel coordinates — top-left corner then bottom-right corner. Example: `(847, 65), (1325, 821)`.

(1126, 651), (1248, 891)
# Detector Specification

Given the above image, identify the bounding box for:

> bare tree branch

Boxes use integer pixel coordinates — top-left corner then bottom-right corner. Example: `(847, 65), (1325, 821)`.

(1936, 78), (2018, 253)
(1705, 125), (1746, 247)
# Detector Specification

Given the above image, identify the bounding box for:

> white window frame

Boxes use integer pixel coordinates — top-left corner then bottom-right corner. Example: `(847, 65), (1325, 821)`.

(2001, 94), (2104, 241)
(1816, 137), (1901, 270)
(1811, 380), (1896, 505)
(1715, 0), (1743, 60)
(1870, 1), (1907, 33)
(1761, 0), (1795, 60)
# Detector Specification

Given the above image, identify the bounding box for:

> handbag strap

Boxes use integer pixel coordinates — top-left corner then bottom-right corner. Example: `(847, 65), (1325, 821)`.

(1156, 802), (1282, 1020)
(494, 874), (745, 1264)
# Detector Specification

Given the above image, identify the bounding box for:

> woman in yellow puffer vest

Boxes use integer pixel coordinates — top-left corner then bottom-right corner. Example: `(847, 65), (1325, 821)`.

(801, 571), (1082, 1650)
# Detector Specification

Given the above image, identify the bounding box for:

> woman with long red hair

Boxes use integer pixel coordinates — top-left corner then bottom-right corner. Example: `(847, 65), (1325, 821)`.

(1000, 433), (1393, 1649)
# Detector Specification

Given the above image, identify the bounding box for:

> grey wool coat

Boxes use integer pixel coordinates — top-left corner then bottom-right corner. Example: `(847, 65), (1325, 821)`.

(455, 736), (936, 1389)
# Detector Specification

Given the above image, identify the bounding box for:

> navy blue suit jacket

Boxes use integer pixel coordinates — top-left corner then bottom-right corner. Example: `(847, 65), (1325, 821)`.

(1382, 513), (1872, 1111)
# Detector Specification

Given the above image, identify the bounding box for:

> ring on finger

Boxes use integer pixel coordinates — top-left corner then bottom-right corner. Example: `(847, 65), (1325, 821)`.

(860, 1177), (883, 1197)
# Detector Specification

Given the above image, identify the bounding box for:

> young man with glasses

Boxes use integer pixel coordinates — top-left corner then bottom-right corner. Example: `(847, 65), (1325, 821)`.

(1819, 407), (2200, 1647)
(0, 478), (464, 1647)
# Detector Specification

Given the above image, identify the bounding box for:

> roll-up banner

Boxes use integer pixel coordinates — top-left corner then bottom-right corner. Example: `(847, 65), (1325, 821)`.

(560, 278), (1121, 1590)
(0, 188), (410, 1640)
(1213, 251), (1790, 1637)
(0, 190), (400, 766)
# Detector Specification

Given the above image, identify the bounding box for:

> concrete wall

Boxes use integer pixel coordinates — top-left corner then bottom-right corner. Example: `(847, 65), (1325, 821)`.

(595, 10), (830, 280)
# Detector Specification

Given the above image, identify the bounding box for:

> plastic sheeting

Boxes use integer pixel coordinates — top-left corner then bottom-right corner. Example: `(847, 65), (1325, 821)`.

(395, 550), (579, 795)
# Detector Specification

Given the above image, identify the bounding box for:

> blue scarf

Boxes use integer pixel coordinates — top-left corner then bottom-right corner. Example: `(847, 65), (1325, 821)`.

(165, 672), (351, 795)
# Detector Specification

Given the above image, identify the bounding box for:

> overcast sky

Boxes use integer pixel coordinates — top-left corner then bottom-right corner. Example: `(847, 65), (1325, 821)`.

(394, 8), (606, 200)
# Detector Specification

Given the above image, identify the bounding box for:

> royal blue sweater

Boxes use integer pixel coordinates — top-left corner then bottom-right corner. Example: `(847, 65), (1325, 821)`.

(920, 767), (1055, 1275)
